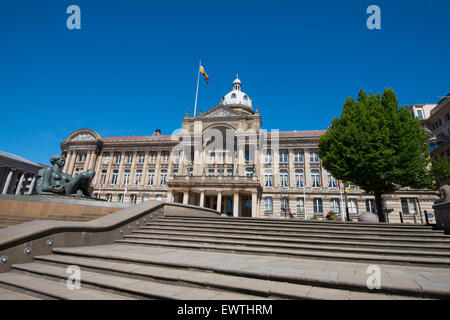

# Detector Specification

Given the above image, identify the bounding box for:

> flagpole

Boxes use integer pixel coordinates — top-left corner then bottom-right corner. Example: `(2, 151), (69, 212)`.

(194, 59), (201, 117)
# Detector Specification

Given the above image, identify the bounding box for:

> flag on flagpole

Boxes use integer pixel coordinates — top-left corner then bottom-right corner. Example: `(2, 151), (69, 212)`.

(200, 65), (210, 84)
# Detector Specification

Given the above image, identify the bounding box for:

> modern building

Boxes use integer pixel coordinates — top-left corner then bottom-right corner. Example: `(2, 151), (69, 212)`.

(60, 76), (437, 222)
(0, 151), (47, 195)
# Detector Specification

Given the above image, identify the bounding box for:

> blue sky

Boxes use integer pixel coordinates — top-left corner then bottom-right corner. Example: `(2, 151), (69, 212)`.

(1, 0), (449, 165)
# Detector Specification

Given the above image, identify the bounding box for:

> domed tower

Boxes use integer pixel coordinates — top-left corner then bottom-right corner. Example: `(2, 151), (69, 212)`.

(219, 74), (253, 114)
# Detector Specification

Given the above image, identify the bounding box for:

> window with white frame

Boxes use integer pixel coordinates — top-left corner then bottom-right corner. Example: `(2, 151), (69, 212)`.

(187, 168), (193, 176)
(279, 150), (288, 163)
(114, 153), (122, 164)
(103, 154), (110, 164)
(135, 170), (142, 185)
(208, 169), (215, 176)
(295, 169), (304, 187)
(365, 199), (376, 213)
(281, 197), (290, 212)
(313, 198), (323, 214)
(330, 199), (340, 214)
(161, 152), (169, 163)
(280, 170), (289, 187)
(130, 194), (137, 204)
(296, 198), (305, 214)
(264, 169), (273, 187)
(172, 169), (178, 176)
(111, 170), (119, 185)
(160, 170), (168, 185)
(310, 151), (320, 163)
(118, 194), (124, 203)
(227, 169), (233, 176)
(126, 153), (133, 164)
(123, 170), (130, 185)
(311, 169), (321, 187)
(401, 199), (417, 216)
(100, 170), (107, 185)
(147, 169), (155, 186)
(264, 197), (273, 213)
(327, 171), (337, 188)
(137, 152), (145, 164)
(149, 152), (157, 164)
(246, 167), (254, 177)
(106, 194), (112, 202)
(294, 150), (304, 163)
(348, 199), (358, 216)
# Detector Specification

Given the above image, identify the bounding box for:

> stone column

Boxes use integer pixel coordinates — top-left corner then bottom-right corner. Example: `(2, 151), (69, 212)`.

(233, 192), (239, 217)
(304, 148), (312, 187)
(89, 151), (97, 170)
(2, 170), (13, 194)
(62, 152), (71, 173)
(27, 176), (37, 195)
(84, 151), (92, 171)
(106, 152), (114, 185)
(251, 191), (258, 218)
(68, 151), (77, 176)
(217, 191), (222, 213)
(199, 191), (205, 207)
(183, 191), (189, 205)
(15, 172), (26, 195)
(93, 153), (103, 186)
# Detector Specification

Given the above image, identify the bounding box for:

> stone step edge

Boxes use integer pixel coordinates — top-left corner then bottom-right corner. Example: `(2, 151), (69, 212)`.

(11, 263), (263, 300)
(115, 238), (450, 269)
(161, 217), (436, 231)
(33, 254), (427, 300)
(51, 247), (447, 299)
(164, 215), (432, 228)
(151, 222), (443, 234)
(136, 226), (450, 244)
(142, 225), (450, 240)
(124, 234), (450, 258)
(132, 230), (450, 250)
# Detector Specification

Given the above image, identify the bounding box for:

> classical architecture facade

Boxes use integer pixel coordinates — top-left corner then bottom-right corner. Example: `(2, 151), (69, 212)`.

(0, 151), (46, 195)
(60, 77), (437, 222)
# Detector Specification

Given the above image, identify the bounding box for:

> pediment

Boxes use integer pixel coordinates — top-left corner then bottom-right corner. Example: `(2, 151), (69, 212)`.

(201, 106), (241, 118)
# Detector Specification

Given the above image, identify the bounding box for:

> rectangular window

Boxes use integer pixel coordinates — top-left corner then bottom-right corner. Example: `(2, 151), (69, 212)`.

(138, 153), (145, 164)
(208, 169), (215, 176)
(294, 150), (304, 163)
(147, 170), (155, 186)
(114, 153), (122, 164)
(310, 151), (320, 163)
(296, 198), (305, 214)
(311, 170), (321, 188)
(187, 168), (193, 176)
(280, 170), (289, 187)
(160, 170), (168, 185)
(126, 153), (133, 164)
(348, 199), (358, 216)
(295, 170), (304, 187)
(365, 199), (376, 213)
(330, 199), (340, 214)
(313, 198), (323, 214)
(417, 110), (423, 119)
(103, 154), (110, 164)
(264, 170), (273, 187)
(149, 152), (157, 164)
(135, 170), (142, 185)
(328, 171), (337, 188)
(161, 152), (169, 163)
(100, 170), (107, 185)
(279, 151), (288, 163)
(111, 170), (119, 185)
(246, 168), (254, 177)
(402, 199), (417, 216)
(264, 197), (273, 213)
(118, 194), (124, 203)
(106, 194), (112, 202)
(123, 170), (131, 185)
(130, 194), (137, 204)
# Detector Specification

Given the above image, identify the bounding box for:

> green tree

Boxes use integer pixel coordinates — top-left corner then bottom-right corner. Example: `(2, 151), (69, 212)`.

(318, 89), (430, 222)
(429, 157), (450, 189)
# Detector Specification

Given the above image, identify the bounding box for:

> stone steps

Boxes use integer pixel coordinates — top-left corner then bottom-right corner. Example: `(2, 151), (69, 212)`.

(149, 221), (445, 237)
(142, 224), (450, 241)
(162, 216), (434, 231)
(51, 245), (450, 299)
(0, 270), (135, 300)
(115, 238), (450, 268)
(129, 230), (450, 252)
(9, 261), (263, 300)
(28, 253), (423, 300)
(0, 285), (42, 300)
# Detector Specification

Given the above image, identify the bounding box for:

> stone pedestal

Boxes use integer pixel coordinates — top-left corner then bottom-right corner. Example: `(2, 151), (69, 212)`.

(433, 201), (450, 233)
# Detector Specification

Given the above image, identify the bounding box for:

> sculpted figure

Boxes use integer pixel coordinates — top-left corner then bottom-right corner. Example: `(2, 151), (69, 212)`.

(438, 184), (450, 203)
(37, 155), (95, 197)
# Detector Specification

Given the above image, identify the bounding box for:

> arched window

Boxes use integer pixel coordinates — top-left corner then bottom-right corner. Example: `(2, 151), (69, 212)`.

(231, 93), (236, 99)
(243, 95), (248, 100)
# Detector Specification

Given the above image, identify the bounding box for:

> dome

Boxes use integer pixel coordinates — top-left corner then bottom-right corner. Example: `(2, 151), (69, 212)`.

(221, 75), (252, 109)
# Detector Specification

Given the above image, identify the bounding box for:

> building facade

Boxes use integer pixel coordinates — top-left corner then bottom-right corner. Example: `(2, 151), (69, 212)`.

(0, 151), (46, 195)
(60, 77), (437, 222)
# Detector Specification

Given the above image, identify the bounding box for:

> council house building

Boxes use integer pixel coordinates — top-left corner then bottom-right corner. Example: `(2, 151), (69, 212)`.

(59, 76), (437, 222)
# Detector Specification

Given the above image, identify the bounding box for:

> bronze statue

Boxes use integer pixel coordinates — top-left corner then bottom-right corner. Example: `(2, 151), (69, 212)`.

(37, 155), (95, 197)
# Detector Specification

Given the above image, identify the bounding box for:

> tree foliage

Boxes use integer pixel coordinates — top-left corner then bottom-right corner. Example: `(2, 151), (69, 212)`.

(318, 89), (430, 222)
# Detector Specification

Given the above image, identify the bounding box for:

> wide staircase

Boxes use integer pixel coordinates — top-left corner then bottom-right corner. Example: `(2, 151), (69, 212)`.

(1, 214), (450, 300)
